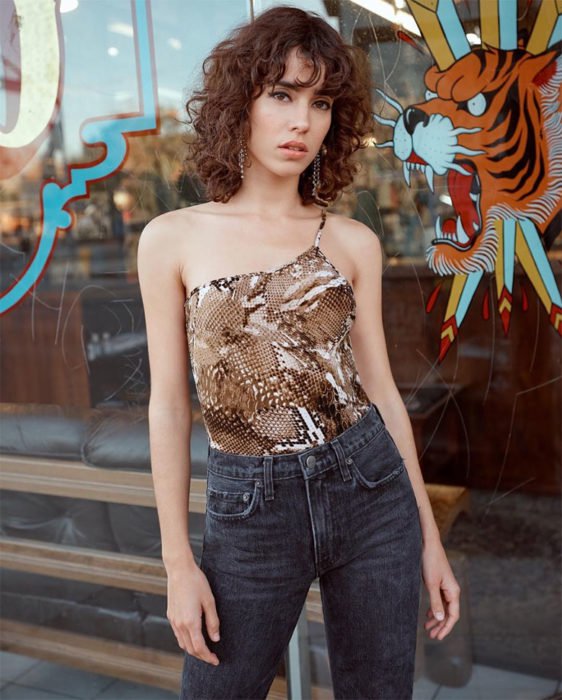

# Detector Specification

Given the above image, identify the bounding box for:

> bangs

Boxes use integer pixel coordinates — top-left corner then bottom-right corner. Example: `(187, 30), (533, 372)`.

(254, 46), (346, 100)
(183, 6), (374, 205)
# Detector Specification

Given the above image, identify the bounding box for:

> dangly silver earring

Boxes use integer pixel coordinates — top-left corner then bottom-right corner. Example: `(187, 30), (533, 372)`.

(238, 136), (248, 180)
(312, 143), (327, 199)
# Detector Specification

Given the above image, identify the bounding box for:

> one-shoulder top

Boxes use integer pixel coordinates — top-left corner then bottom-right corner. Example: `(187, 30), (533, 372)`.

(184, 207), (371, 455)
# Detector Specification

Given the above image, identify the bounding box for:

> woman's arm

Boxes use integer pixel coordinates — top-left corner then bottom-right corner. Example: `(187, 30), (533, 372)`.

(346, 218), (460, 640)
(346, 219), (439, 543)
(137, 215), (196, 573)
(137, 215), (222, 665)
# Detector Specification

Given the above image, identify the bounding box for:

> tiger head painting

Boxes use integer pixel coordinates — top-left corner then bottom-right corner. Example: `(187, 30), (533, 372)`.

(375, 0), (562, 359)
(380, 44), (561, 277)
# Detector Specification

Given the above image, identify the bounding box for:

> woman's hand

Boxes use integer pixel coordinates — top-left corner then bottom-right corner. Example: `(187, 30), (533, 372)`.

(166, 561), (221, 666)
(421, 539), (461, 640)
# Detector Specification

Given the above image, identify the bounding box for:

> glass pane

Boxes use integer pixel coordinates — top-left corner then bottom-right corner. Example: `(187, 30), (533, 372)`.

(1, 0), (560, 697)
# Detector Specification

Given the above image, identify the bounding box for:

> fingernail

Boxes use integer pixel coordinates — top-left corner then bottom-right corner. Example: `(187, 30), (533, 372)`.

(212, 632), (220, 641)
(435, 611), (444, 620)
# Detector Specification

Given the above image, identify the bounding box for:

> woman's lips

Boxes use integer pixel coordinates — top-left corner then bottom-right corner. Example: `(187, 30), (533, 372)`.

(278, 147), (308, 159)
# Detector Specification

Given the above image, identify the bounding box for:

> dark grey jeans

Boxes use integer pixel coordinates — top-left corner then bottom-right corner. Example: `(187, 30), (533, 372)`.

(180, 403), (423, 699)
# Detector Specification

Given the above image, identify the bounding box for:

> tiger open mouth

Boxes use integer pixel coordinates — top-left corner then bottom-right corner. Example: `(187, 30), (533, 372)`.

(404, 154), (482, 250)
(436, 160), (482, 249)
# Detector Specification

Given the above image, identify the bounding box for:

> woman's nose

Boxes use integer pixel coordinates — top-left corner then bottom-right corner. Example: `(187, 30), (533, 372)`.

(288, 102), (312, 130)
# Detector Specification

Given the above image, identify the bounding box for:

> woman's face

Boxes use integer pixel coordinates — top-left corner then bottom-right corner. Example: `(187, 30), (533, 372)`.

(247, 46), (333, 179)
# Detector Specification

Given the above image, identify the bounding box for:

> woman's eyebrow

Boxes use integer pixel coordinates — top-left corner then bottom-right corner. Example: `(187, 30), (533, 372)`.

(274, 80), (330, 96)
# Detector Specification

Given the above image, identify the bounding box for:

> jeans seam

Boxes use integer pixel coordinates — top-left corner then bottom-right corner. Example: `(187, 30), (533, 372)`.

(345, 422), (385, 461)
(207, 466), (299, 481)
(206, 481), (261, 520)
(350, 458), (405, 490)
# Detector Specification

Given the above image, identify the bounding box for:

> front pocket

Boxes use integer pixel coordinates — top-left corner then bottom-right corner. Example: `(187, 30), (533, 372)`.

(206, 479), (260, 520)
(349, 427), (405, 490)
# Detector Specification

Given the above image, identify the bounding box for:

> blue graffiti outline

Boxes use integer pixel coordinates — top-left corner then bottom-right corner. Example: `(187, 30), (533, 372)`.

(1, 0), (156, 314)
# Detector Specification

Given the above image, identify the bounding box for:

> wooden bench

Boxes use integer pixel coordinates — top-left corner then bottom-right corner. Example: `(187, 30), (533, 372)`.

(0, 453), (470, 697)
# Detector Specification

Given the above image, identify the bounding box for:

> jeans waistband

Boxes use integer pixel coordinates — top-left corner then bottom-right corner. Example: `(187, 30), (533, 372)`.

(206, 402), (386, 481)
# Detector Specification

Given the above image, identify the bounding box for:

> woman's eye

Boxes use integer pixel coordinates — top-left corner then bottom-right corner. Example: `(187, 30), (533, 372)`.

(271, 90), (289, 101)
(269, 91), (331, 110)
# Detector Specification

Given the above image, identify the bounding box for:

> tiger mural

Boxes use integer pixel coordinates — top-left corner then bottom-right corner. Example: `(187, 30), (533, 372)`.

(378, 45), (561, 277)
(375, 0), (562, 360)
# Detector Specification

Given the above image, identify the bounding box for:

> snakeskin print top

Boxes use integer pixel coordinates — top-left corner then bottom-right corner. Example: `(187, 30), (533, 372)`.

(184, 207), (372, 455)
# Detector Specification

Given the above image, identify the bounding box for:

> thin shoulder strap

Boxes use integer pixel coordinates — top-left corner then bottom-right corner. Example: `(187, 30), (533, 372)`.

(313, 207), (327, 248)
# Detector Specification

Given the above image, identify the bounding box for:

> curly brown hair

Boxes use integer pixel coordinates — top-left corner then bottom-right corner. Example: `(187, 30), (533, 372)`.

(182, 5), (374, 206)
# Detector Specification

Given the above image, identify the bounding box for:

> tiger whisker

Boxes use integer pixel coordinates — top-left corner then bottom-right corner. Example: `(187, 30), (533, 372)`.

(452, 146), (486, 156)
(372, 113), (397, 128)
(451, 126), (482, 135)
(375, 88), (404, 114)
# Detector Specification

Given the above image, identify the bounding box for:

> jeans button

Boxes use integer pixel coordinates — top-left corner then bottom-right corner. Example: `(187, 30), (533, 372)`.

(243, 492), (250, 502)
(346, 457), (352, 465)
(306, 455), (316, 468)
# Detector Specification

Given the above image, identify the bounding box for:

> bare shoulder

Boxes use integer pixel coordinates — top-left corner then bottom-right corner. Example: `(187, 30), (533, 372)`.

(140, 205), (205, 240)
(139, 204), (215, 280)
(330, 212), (381, 247)
(325, 212), (383, 280)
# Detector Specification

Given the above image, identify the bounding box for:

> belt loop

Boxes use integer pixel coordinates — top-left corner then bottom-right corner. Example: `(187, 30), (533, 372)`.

(373, 402), (386, 426)
(331, 437), (352, 482)
(263, 455), (275, 501)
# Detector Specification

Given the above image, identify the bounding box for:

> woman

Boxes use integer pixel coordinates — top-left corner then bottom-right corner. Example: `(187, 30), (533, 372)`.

(137, 6), (460, 699)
